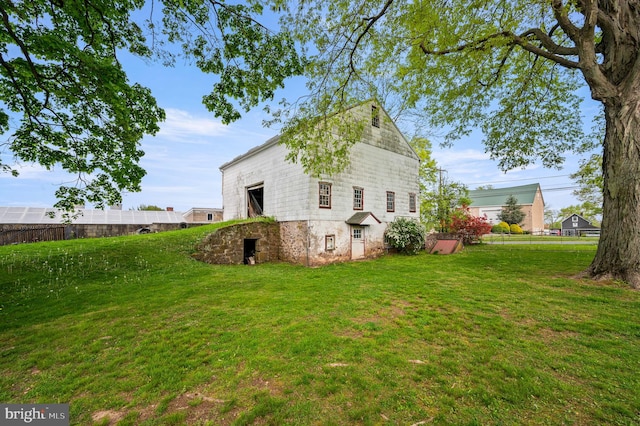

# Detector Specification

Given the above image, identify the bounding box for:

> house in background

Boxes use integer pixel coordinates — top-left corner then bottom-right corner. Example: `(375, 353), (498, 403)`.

(468, 183), (545, 234)
(561, 213), (600, 236)
(218, 101), (420, 266)
(183, 207), (223, 223)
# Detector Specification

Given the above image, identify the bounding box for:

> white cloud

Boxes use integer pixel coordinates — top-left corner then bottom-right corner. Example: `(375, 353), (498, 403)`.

(433, 147), (490, 163)
(156, 108), (230, 143)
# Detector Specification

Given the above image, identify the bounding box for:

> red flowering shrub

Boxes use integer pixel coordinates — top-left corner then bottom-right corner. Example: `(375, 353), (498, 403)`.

(449, 206), (493, 244)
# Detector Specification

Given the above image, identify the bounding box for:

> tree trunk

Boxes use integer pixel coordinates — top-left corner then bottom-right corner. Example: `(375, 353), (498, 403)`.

(588, 95), (640, 289)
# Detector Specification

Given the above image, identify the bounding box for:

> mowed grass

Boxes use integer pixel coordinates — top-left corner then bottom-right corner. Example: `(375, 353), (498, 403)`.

(1, 223), (638, 425)
(482, 234), (599, 243)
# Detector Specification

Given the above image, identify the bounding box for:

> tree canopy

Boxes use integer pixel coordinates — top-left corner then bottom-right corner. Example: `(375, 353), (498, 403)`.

(1, 0), (303, 211)
(135, 204), (164, 211)
(409, 137), (471, 232)
(273, 0), (640, 287)
(570, 153), (603, 215)
(273, 0), (598, 170)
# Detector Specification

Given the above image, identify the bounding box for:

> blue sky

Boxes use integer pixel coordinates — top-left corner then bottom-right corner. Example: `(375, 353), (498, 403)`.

(0, 47), (601, 213)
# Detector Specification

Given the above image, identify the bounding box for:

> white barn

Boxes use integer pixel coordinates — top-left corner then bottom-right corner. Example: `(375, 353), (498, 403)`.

(219, 101), (420, 266)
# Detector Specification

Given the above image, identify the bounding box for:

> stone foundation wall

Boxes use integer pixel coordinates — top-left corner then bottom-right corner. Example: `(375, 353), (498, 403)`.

(193, 221), (280, 265)
(194, 220), (389, 267)
(278, 221), (310, 265)
(365, 239), (386, 259)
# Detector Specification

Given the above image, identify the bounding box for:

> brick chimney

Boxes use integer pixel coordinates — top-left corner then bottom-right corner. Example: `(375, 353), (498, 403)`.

(166, 207), (174, 211)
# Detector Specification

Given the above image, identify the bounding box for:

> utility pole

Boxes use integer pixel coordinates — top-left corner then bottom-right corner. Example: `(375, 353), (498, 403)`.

(437, 168), (446, 232)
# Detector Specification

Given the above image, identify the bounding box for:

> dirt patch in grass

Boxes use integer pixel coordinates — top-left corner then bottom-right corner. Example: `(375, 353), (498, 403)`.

(536, 327), (580, 345)
(91, 409), (126, 424)
(249, 376), (283, 396)
(165, 392), (227, 422)
(334, 328), (365, 339)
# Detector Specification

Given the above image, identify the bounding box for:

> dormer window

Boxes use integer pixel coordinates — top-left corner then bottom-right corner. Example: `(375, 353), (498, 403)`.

(371, 105), (380, 128)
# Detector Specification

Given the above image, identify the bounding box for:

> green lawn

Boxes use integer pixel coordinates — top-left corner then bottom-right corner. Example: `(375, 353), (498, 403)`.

(1, 223), (638, 425)
(482, 233), (599, 243)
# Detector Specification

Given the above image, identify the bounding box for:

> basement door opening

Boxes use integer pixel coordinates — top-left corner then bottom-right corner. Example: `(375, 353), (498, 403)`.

(244, 238), (258, 264)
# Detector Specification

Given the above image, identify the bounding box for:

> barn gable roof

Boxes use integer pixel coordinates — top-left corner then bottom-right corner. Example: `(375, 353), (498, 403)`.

(468, 183), (542, 207)
(219, 99), (417, 171)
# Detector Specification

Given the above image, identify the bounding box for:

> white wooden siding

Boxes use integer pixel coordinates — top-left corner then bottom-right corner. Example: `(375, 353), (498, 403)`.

(220, 101), (420, 263)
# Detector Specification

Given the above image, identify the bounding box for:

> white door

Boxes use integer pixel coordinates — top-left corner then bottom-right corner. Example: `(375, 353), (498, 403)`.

(351, 226), (365, 260)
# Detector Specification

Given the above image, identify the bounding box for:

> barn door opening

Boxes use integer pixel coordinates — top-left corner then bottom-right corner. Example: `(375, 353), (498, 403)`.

(247, 184), (264, 218)
(244, 238), (257, 264)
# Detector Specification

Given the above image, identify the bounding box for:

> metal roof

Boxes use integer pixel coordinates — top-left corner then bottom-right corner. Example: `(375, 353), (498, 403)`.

(0, 207), (187, 225)
(219, 135), (281, 170)
(219, 100), (419, 172)
(468, 183), (541, 207)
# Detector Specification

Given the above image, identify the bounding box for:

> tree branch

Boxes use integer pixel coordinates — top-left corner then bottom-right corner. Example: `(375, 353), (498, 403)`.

(551, 0), (580, 42)
(419, 28), (581, 70)
(519, 28), (578, 56)
(419, 31), (511, 56)
(511, 32), (580, 69)
(0, 6), (46, 86)
(350, 0), (394, 73)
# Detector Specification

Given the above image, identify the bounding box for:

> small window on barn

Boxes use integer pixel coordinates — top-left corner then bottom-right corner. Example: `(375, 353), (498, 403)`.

(325, 235), (335, 251)
(572, 216), (579, 222)
(371, 105), (380, 128)
(353, 228), (362, 239)
(207, 213), (213, 221)
(353, 187), (364, 210)
(319, 182), (332, 208)
(409, 193), (416, 213)
(386, 191), (395, 212)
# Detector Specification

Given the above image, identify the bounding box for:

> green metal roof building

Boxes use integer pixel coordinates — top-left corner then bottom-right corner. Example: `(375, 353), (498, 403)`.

(467, 183), (545, 234)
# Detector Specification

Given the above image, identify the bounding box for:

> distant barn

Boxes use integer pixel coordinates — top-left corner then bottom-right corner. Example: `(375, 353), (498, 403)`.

(468, 183), (545, 234)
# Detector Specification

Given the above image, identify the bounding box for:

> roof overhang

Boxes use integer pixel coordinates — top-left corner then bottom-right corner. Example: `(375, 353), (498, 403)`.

(345, 212), (381, 226)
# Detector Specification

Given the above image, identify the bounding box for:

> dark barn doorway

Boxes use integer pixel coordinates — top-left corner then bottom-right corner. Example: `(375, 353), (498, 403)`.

(244, 238), (258, 264)
(247, 185), (264, 217)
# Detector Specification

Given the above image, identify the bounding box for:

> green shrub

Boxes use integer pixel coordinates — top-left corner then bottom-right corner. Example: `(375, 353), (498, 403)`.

(385, 217), (426, 255)
(509, 223), (524, 234)
(492, 221), (510, 233)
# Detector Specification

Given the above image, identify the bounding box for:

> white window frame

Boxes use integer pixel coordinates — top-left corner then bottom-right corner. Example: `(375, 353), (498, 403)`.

(409, 193), (416, 213)
(353, 187), (364, 210)
(325, 235), (335, 251)
(319, 182), (332, 209)
(386, 191), (395, 212)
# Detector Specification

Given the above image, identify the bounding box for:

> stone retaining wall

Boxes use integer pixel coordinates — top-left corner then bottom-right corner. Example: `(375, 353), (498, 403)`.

(193, 221), (280, 265)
